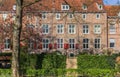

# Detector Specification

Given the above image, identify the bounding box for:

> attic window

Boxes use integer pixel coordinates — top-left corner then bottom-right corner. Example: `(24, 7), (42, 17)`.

(61, 5), (69, 10)
(82, 4), (87, 10)
(13, 5), (16, 10)
(98, 4), (103, 10)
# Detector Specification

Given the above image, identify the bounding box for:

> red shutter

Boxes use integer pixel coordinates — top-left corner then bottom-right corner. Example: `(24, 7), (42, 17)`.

(54, 43), (57, 49)
(49, 43), (52, 49)
(34, 42), (37, 49)
(76, 44), (79, 49)
(20, 42), (24, 47)
(64, 43), (69, 49)
(39, 44), (42, 49)
(1, 43), (4, 49)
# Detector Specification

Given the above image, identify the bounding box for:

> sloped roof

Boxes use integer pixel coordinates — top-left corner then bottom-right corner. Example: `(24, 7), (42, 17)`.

(0, 0), (15, 11)
(105, 5), (120, 16)
(24, 0), (105, 12)
(0, 0), (105, 12)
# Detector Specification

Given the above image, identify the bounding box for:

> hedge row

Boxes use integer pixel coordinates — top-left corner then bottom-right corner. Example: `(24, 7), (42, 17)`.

(0, 69), (116, 77)
(77, 54), (116, 69)
(20, 51), (66, 70)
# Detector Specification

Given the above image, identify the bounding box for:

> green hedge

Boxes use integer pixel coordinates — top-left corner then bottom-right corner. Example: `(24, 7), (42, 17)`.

(0, 69), (11, 77)
(20, 51), (66, 75)
(77, 54), (116, 69)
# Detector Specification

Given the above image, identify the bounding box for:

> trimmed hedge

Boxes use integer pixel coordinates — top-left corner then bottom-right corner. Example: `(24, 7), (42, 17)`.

(0, 69), (11, 77)
(20, 51), (66, 75)
(77, 54), (116, 69)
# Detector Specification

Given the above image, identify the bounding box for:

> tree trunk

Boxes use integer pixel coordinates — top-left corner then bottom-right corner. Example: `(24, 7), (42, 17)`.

(12, 0), (22, 77)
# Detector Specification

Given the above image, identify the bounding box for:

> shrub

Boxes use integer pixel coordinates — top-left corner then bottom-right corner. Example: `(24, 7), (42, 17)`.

(77, 54), (116, 69)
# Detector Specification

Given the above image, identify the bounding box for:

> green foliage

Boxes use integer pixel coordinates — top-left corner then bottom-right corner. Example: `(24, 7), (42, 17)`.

(19, 50), (66, 76)
(77, 54), (116, 69)
(0, 69), (11, 77)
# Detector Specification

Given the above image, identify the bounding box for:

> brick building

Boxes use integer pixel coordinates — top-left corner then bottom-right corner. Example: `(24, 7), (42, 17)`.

(0, 0), (120, 54)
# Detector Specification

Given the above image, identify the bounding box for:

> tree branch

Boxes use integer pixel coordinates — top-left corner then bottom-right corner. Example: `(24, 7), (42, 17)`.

(22, 0), (41, 9)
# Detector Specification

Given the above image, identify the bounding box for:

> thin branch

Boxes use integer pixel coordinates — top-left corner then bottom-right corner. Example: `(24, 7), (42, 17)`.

(22, 0), (41, 9)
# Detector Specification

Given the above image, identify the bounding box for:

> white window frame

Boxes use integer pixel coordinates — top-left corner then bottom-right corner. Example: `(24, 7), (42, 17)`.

(69, 39), (75, 49)
(83, 25), (89, 34)
(57, 24), (64, 34)
(94, 38), (101, 49)
(56, 13), (61, 19)
(42, 38), (49, 50)
(82, 14), (86, 19)
(69, 13), (73, 19)
(83, 38), (89, 49)
(13, 4), (16, 10)
(3, 14), (7, 20)
(57, 38), (63, 49)
(4, 38), (10, 50)
(98, 4), (103, 10)
(94, 24), (101, 34)
(109, 24), (116, 34)
(82, 5), (87, 10)
(28, 39), (34, 49)
(42, 24), (49, 34)
(96, 13), (100, 19)
(61, 5), (70, 10)
(42, 13), (47, 19)
(68, 24), (76, 34)
(109, 39), (115, 48)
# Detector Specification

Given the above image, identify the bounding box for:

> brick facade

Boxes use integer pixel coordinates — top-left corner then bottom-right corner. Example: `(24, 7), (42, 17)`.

(0, 0), (120, 54)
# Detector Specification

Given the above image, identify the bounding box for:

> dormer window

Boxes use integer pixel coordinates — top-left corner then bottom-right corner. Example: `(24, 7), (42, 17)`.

(97, 4), (103, 10)
(13, 4), (16, 10)
(61, 4), (70, 10)
(82, 4), (87, 10)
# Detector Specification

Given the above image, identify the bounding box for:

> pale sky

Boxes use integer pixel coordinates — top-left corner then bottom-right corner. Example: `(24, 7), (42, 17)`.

(104, 0), (120, 5)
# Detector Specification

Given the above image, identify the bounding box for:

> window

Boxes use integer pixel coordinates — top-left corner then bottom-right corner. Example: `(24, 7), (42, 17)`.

(57, 24), (64, 34)
(56, 13), (61, 19)
(96, 13), (100, 19)
(57, 39), (63, 49)
(109, 39), (115, 48)
(3, 14), (7, 20)
(94, 25), (101, 34)
(98, 4), (103, 10)
(42, 13), (47, 19)
(4, 38), (10, 50)
(94, 38), (100, 49)
(28, 39), (34, 49)
(109, 24), (116, 34)
(13, 4), (16, 10)
(42, 24), (49, 34)
(69, 39), (75, 49)
(82, 4), (87, 10)
(61, 5), (69, 10)
(83, 25), (89, 34)
(68, 24), (76, 34)
(83, 38), (89, 49)
(69, 13), (73, 18)
(82, 14), (86, 19)
(42, 39), (49, 49)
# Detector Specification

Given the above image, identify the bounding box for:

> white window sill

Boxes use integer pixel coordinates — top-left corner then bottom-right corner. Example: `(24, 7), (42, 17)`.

(4, 49), (11, 50)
